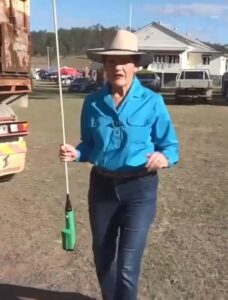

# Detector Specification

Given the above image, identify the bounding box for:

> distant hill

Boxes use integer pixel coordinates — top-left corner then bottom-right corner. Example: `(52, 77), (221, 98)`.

(31, 55), (91, 70)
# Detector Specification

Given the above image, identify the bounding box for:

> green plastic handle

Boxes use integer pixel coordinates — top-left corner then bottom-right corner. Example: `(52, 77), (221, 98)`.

(61, 209), (76, 251)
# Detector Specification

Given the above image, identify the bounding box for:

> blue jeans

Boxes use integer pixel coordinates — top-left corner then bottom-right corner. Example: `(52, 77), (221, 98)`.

(88, 167), (158, 300)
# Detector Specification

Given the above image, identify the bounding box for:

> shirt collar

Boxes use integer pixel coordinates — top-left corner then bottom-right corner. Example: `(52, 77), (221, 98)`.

(128, 76), (144, 98)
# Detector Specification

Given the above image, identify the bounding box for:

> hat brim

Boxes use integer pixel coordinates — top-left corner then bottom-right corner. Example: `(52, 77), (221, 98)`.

(86, 49), (148, 64)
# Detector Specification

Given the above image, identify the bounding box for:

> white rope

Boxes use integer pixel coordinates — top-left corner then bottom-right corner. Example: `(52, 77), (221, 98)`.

(52, 0), (70, 195)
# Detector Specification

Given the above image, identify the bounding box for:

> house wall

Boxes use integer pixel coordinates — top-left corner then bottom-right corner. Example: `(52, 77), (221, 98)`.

(146, 52), (183, 73)
(147, 52), (226, 76)
(147, 61), (181, 73)
(218, 56), (228, 75)
(137, 26), (187, 49)
(180, 51), (188, 69)
(186, 53), (226, 76)
(136, 24), (225, 86)
(137, 26), (186, 75)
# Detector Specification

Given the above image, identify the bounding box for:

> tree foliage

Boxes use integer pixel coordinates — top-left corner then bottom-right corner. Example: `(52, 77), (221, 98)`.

(31, 25), (228, 56)
(31, 24), (120, 56)
(204, 42), (228, 54)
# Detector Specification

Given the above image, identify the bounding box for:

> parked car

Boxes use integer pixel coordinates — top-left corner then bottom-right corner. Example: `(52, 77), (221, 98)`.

(48, 71), (58, 81)
(54, 75), (75, 86)
(68, 77), (98, 93)
(61, 76), (74, 86)
(37, 69), (49, 80)
(136, 70), (161, 92)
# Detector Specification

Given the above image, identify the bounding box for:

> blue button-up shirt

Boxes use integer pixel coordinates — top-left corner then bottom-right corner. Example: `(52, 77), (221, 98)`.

(76, 77), (179, 172)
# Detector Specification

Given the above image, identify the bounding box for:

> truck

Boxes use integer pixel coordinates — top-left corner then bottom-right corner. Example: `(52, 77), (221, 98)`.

(175, 69), (213, 103)
(0, 0), (31, 181)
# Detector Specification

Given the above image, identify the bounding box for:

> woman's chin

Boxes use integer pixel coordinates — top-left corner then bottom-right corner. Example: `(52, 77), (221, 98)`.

(111, 79), (127, 88)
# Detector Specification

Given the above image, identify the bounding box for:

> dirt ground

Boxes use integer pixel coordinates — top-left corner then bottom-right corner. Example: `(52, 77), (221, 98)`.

(0, 82), (227, 300)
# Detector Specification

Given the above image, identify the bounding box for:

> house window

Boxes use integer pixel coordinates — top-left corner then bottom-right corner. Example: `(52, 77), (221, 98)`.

(152, 55), (179, 64)
(168, 55), (180, 64)
(154, 55), (165, 63)
(202, 55), (211, 65)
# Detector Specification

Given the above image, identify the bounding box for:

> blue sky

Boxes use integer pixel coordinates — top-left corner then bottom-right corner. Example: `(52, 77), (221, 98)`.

(31, 0), (228, 44)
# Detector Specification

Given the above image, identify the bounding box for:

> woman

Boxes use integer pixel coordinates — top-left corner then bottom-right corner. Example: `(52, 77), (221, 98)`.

(59, 30), (179, 300)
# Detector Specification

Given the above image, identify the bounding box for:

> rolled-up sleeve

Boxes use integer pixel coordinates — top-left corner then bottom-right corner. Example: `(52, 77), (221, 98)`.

(151, 95), (179, 166)
(75, 97), (93, 162)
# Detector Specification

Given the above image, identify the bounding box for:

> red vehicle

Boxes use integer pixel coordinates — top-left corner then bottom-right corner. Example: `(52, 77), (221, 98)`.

(60, 66), (79, 76)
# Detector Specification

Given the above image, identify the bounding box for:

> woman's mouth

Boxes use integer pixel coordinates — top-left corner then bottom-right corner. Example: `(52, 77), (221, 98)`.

(114, 74), (124, 79)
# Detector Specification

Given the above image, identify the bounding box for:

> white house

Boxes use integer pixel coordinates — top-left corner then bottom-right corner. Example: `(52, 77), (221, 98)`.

(135, 22), (227, 86)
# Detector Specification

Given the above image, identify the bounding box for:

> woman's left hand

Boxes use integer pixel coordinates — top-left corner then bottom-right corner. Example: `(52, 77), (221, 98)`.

(146, 152), (169, 171)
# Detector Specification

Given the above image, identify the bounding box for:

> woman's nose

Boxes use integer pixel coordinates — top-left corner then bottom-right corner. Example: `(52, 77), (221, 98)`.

(114, 64), (122, 70)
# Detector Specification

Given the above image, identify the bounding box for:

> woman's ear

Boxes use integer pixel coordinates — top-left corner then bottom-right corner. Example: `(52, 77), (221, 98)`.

(134, 66), (138, 74)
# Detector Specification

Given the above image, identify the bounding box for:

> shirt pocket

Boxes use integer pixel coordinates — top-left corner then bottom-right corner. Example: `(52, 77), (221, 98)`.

(89, 116), (113, 148)
(126, 116), (153, 144)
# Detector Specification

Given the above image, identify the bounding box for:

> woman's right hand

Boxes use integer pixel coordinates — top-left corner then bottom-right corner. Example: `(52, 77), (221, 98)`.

(59, 144), (78, 162)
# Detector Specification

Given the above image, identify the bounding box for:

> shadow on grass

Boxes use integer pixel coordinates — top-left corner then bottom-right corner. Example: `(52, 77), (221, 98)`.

(30, 90), (85, 100)
(0, 284), (96, 300)
(31, 84), (227, 106)
(163, 97), (228, 106)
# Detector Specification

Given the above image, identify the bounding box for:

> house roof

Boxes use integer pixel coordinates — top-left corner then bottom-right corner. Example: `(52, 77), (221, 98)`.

(139, 46), (187, 53)
(135, 22), (220, 54)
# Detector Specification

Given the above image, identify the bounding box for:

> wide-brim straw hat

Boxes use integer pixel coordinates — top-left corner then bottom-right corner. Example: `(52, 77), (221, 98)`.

(86, 29), (148, 64)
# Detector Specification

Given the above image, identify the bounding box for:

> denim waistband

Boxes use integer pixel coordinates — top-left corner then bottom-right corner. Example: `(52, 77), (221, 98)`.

(93, 166), (157, 179)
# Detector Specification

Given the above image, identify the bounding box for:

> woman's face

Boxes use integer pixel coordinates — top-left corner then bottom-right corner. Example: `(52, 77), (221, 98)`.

(103, 55), (138, 89)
